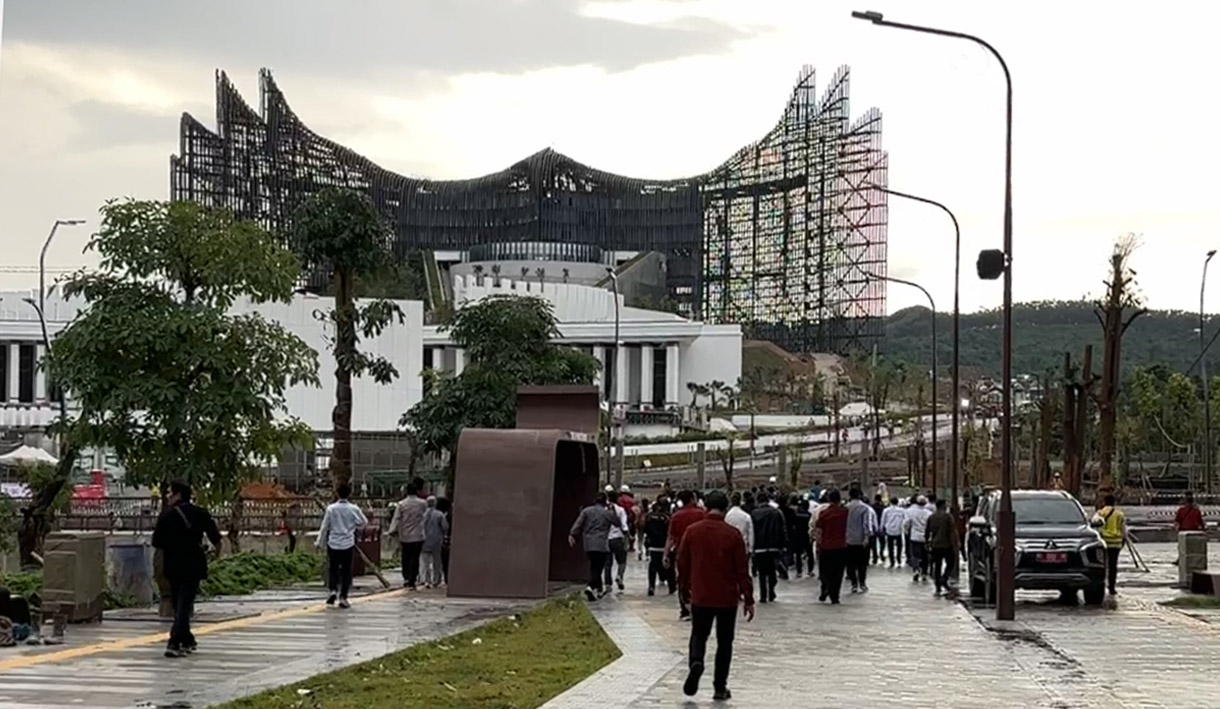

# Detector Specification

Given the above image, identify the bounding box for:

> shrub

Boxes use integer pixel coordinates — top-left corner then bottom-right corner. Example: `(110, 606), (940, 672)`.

(200, 551), (323, 597)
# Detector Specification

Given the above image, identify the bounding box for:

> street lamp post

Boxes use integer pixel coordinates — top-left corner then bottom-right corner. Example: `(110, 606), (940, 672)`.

(605, 269), (622, 488)
(40, 219), (86, 316)
(867, 273), (937, 497)
(22, 298), (68, 426)
(867, 183), (961, 512)
(1202, 250), (1216, 495)
(852, 9), (1015, 620)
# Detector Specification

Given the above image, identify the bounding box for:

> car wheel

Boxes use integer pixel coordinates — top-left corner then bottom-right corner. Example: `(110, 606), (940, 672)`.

(1083, 582), (1105, 606)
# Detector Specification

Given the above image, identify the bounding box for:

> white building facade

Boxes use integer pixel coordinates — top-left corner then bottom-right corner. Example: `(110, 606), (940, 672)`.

(424, 275), (742, 420)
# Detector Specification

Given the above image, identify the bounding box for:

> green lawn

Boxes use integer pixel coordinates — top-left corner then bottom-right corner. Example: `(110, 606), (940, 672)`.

(215, 596), (620, 709)
(1162, 595), (1220, 609)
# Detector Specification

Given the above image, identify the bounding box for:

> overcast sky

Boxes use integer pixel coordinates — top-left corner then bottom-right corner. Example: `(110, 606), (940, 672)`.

(2, 0), (1218, 316)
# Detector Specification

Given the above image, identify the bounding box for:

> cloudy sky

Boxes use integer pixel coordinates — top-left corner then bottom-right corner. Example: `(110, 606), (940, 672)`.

(2, 0), (1218, 315)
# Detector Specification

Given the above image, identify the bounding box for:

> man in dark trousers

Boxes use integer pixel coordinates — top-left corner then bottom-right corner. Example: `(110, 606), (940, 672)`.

(152, 480), (221, 658)
(667, 490), (706, 620)
(815, 489), (849, 604)
(677, 491), (755, 702)
(749, 492), (788, 603)
(644, 498), (675, 596)
(925, 498), (959, 596)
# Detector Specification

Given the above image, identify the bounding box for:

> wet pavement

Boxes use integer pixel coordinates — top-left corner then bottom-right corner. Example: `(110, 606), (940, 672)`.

(546, 541), (1220, 709)
(0, 570), (532, 709)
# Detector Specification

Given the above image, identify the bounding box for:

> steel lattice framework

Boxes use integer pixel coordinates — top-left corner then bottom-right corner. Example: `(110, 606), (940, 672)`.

(170, 66), (887, 355)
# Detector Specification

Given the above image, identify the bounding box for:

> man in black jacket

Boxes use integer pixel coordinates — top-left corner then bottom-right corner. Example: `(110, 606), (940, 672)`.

(152, 480), (221, 658)
(749, 492), (788, 603)
(644, 498), (675, 596)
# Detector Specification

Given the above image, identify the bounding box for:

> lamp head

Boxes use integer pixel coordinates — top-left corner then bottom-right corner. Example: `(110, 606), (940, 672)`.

(59, 219), (86, 226)
(851, 10), (885, 23)
(1209, 249), (1217, 260)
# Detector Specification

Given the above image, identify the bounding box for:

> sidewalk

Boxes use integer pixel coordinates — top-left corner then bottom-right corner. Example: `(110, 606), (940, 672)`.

(546, 546), (1220, 708)
(0, 572), (531, 708)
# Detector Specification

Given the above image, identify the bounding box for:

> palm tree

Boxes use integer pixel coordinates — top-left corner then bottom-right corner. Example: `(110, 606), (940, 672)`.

(687, 381), (704, 408)
(562, 268), (570, 283)
(709, 379), (726, 410)
(473, 264), (485, 286)
(491, 264), (502, 287)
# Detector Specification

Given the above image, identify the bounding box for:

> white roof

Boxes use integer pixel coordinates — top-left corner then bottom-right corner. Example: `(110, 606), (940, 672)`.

(0, 444), (59, 466)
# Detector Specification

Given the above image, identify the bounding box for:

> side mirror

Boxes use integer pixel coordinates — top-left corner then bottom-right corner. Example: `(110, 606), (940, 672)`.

(968, 515), (989, 530)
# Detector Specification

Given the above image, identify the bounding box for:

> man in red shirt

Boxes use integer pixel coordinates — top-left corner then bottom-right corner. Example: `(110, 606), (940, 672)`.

(677, 490), (755, 702)
(666, 490), (706, 621)
(815, 488), (849, 604)
(1176, 491), (1206, 532)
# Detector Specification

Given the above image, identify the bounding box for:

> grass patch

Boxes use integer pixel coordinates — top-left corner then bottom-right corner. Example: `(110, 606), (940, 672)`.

(200, 552), (322, 597)
(215, 596), (620, 709)
(1162, 595), (1220, 609)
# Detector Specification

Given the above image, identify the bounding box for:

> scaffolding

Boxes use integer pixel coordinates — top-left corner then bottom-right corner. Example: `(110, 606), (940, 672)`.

(170, 66), (887, 355)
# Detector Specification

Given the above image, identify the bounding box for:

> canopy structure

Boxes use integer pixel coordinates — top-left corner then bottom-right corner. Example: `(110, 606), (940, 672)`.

(0, 445), (59, 466)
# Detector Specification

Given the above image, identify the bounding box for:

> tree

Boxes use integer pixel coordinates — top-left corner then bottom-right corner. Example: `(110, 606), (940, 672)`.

(1092, 235), (1146, 495)
(716, 432), (742, 492)
(291, 187), (404, 487)
(35, 199), (318, 564)
(401, 295), (599, 497)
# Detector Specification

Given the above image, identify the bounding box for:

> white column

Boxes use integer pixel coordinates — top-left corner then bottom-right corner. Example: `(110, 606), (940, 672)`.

(665, 343), (680, 406)
(639, 345), (654, 407)
(35, 344), (46, 401)
(615, 344), (629, 405)
(7, 343), (18, 402)
(454, 347), (467, 376)
(592, 345), (606, 392)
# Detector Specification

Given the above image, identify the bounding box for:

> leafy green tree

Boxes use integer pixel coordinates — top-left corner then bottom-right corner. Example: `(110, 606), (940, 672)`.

(401, 295), (600, 497)
(32, 199), (319, 563)
(291, 187), (404, 486)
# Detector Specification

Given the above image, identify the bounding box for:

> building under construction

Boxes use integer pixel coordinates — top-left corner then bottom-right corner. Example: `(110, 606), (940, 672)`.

(170, 66), (887, 355)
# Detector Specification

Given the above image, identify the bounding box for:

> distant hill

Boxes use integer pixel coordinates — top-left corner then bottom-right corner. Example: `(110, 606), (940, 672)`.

(884, 300), (1206, 377)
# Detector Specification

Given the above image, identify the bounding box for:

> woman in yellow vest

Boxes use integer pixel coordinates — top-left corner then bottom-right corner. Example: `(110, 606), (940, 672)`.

(1092, 494), (1126, 596)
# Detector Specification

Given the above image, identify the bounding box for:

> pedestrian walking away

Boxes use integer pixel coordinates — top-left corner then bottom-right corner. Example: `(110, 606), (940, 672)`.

(880, 498), (905, 567)
(814, 489), (849, 603)
(152, 480), (222, 658)
(389, 482), (428, 590)
(870, 494), (887, 564)
(925, 498), (959, 596)
(793, 497), (813, 577)
(316, 482), (369, 608)
(904, 495), (933, 582)
(644, 498), (676, 596)
(570, 492), (619, 601)
(677, 491), (755, 702)
(667, 490), (707, 620)
(750, 492), (788, 603)
(1093, 494), (1127, 595)
(844, 487), (874, 593)
(604, 487), (632, 591)
(421, 496), (449, 588)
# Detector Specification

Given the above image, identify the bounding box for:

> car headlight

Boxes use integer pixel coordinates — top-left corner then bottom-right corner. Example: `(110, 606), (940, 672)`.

(1081, 542), (1105, 566)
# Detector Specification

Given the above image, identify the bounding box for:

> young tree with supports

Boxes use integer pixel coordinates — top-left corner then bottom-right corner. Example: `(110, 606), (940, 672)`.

(1091, 235), (1146, 495)
(291, 188), (404, 487)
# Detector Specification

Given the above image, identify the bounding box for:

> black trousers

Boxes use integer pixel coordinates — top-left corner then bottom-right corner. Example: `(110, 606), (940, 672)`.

(587, 550), (609, 593)
(168, 576), (199, 649)
(887, 534), (903, 565)
(818, 548), (848, 601)
(871, 534), (883, 562)
(845, 544), (869, 588)
(441, 545), (450, 582)
(754, 551), (779, 600)
(909, 540), (927, 575)
(930, 547), (955, 590)
(604, 537), (628, 586)
(1106, 546), (1121, 592)
(792, 540), (814, 576)
(648, 551), (675, 592)
(327, 546), (354, 599)
(402, 541), (423, 587)
(689, 605), (737, 692)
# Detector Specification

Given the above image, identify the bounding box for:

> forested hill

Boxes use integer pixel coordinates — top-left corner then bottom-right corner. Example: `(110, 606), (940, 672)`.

(884, 301), (1204, 377)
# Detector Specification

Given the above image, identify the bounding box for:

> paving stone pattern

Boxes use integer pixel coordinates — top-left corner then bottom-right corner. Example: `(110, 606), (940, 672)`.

(548, 543), (1220, 708)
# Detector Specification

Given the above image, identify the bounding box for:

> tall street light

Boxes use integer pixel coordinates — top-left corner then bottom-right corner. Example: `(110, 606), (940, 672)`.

(867, 272), (937, 496)
(22, 298), (68, 426)
(867, 183), (961, 512)
(1202, 249), (1217, 495)
(852, 9), (1015, 620)
(40, 219), (86, 316)
(604, 268), (622, 488)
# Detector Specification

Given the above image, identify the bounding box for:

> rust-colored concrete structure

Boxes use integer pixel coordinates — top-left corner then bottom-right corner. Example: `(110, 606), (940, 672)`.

(446, 386), (601, 599)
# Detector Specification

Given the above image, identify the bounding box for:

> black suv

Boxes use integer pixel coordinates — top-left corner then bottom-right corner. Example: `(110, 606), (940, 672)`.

(966, 489), (1107, 605)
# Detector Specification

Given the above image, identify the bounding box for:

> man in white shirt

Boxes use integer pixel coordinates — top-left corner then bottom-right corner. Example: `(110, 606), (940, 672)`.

(903, 495), (934, 581)
(725, 492), (755, 554)
(316, 482), (368, 608)
(604, 486), (631, 591)
(880, 498), (905, 568)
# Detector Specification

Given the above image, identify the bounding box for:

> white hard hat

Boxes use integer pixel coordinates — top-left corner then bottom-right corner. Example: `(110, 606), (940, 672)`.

(620, 484), (630, 492)
(769, 476), (777, 484)
(604, 484), (615, 493)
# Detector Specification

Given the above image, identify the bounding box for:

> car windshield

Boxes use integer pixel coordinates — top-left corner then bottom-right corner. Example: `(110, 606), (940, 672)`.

(1013, 497), (1085, 525)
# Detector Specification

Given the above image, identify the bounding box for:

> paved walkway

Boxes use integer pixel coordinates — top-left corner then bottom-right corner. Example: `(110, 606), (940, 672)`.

(546, 543), (1220, 708)
(0, 573), (530, 709)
